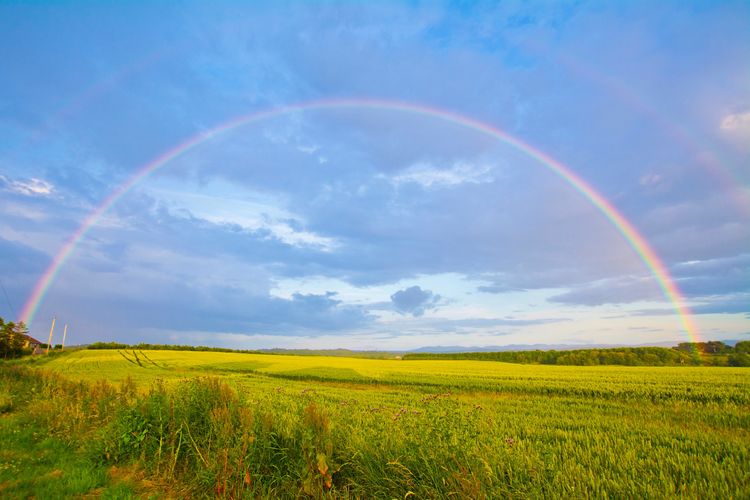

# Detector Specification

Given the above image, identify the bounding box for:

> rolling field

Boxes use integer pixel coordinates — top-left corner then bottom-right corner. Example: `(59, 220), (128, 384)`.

(2, 349), (749, 498)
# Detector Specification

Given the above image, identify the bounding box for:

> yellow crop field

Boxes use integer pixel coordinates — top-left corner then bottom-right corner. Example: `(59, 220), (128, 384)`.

(45, 348), (750, 402)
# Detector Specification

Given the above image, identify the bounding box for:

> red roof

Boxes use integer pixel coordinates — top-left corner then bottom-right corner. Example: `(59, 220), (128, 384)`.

(24, 334), (43, 344)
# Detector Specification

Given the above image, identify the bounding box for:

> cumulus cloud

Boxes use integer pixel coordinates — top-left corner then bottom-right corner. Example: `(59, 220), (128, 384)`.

(390, 285), (441, 316)
(1, 176), (54, 196)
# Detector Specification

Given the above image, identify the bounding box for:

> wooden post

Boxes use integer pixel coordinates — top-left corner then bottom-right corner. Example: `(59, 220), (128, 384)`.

(61, 324), (68, 351)
(46, 317), (56, 355)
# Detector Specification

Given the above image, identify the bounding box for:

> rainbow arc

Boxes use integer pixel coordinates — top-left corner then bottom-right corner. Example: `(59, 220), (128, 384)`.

(19, 99), (701, 343)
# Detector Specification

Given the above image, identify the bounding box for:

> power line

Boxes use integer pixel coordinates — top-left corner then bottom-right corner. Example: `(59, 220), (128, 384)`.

(0, 279), (16, 320)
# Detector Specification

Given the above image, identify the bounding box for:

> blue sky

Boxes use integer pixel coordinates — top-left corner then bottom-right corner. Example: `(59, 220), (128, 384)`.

(1, 1), (748, 349)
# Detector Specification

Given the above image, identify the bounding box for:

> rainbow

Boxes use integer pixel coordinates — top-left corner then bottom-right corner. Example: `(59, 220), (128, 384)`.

(19, 98), (701, 342)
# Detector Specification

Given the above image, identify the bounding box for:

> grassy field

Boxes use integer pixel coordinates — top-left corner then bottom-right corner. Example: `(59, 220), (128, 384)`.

(1, 349), (748, 498)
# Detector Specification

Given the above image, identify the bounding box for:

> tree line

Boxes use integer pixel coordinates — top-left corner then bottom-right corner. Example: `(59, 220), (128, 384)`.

(6, 321), (749, 367)
(403, 342), (750, 367)
(87, 341), (265, 355)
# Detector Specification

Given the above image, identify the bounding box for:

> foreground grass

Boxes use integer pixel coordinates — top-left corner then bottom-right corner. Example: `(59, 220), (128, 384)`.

(1, 350), (749, 498)
(0, 381), (167, 498)
(0, 412), (106, 498)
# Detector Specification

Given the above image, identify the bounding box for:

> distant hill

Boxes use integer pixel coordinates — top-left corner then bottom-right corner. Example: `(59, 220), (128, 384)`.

(259, 348), (401, 359)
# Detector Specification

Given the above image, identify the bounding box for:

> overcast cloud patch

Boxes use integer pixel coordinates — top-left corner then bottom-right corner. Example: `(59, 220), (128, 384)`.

(390, 286), (442, 317)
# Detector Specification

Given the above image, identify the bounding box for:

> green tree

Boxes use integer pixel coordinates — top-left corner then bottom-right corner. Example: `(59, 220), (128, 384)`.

(702, 341), (731, 354)
(0, 317), (30, 358)
(0, 316), (8, 356)
(729, 352), (750, 367)
(11, 321), (29, 353)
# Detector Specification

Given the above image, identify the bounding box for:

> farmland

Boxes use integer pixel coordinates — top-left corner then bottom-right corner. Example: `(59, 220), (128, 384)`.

(1, 349), (749, 498)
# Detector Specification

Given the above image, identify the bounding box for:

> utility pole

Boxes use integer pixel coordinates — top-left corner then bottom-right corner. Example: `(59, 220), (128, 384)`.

(61, 324), (68, 351)
(46, 317), (56, 355)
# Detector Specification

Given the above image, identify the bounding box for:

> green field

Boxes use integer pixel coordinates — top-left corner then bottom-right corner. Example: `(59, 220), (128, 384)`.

(2, 349), (749, 498)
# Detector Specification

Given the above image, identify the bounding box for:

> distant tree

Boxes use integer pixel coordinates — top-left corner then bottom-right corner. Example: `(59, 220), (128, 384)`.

(674, 341), (731, 358)
(729, 352), (750, 367)
(702, 341), (731, 354)
(0, 317), (8, 356)
(10, 321), (28, 353)
(734, 341), (750, 354)
(0, 317), (30, 358)
(675, 342), (698, 353)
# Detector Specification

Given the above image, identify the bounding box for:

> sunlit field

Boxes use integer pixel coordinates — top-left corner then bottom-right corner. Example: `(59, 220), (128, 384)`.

(46, 349), (750, 403)
(1, 350), (747, 498)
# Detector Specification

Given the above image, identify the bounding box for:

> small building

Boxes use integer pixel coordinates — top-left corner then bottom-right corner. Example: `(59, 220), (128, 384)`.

(23, 335), (44, 354)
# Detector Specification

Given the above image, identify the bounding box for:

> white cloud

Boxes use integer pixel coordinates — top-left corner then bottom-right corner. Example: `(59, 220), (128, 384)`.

(147, 182), (339, 251)
(191, 207), (339, 251)
(389, 161), (494, 188)
(1, 176), (54, 196)
(259, 220), (339, 250)
(297, 144), (319, 154)
(720, 111), (750, 150)
(720, 111), (750, 132)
